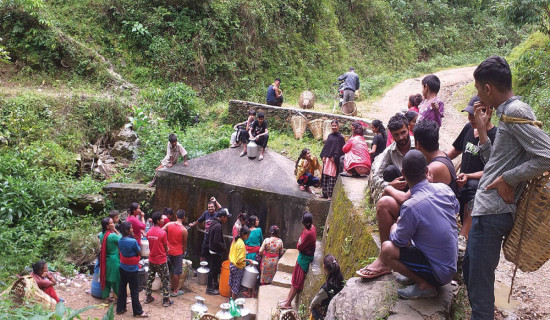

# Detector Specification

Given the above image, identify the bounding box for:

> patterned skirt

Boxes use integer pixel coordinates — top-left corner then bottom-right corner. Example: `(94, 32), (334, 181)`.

(321, 174), (337, 198)
(229, 263), (245, 295)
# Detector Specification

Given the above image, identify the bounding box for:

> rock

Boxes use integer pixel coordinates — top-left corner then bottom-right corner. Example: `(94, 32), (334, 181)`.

(71, 194), (105, 212)
(103, 183), (155, 212)
(114, 126), (138, 143)
(110, 140), (136, 160)
(325, 277), (397, 320)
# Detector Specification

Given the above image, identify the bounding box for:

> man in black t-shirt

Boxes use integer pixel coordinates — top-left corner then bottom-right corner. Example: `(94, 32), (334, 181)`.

(240, 112), (269, 161)
(446, 96), (497, 251)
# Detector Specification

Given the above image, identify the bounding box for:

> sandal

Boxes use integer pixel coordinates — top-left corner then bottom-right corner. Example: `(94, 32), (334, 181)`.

(170, 290), (184, 297)
(144, 296), (155, 304)
(134, 312), (151, 318)
(258, 154), (264, 161)
(355, 267), (391, 279)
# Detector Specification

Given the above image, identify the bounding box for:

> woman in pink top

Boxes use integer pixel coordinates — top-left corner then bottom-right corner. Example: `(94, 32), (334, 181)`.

(232, 211), (248, 241)
(341, 123), (371, 177)
(126, 202), (146, 245)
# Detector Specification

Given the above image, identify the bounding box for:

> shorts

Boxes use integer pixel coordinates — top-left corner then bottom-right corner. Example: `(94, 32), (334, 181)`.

(399, 246), (442, 287)
(168, 254), (184, 275)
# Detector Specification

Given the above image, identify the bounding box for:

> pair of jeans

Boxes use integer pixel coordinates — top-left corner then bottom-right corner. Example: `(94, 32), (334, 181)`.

(463, 212), (514, 320)
(117, 268), (143, 316)
(208, 252), (222, 290)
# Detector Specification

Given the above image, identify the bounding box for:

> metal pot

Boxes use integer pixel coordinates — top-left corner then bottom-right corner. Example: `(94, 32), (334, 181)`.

(140, 239), (150, 258)
(241, 261), (259, 289)
(151, 274), (161, 291)
(234, 298), (250, 320)
(247, 140), (259, 159)
(137, 267), (147, 291)
(190, 296), (208, 319)
(230, 131), (238, 145)
(216, 303), (234, 320)
(197, 261), (209, 286)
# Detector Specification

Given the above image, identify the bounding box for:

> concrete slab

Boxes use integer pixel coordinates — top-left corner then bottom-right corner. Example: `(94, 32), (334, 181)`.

(257, 284), (290, 320)
(388, 282), (455, 319)
(272, 271), (292, 288)
(277, 249), (299, 274)
(243, 297), (258, 320)
(341, 176), (369, 208)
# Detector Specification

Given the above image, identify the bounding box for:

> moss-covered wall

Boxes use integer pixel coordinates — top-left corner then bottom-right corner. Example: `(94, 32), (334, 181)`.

(300, 177), (379, 308)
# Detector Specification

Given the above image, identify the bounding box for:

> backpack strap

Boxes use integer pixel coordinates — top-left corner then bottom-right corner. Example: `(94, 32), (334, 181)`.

(500, 114), (543, 128)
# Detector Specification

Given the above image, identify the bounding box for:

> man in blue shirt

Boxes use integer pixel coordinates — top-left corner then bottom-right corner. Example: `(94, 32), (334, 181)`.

(380, 150), (459, 299)
(266, 78), (283, 106)
(337, 67), (360, 102)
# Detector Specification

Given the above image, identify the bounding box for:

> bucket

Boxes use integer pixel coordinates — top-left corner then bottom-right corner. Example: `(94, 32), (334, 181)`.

(308, 119), (324, 140)
(219, 260), (231, 298)
(341, 101), (357, 116)
(291, 115), (307, 140)
(91, 261), (102, 298)
(322, 120), (333, 142)
(140, 239), (149, 258)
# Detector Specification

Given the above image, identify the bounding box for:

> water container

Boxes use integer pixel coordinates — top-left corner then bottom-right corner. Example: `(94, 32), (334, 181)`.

(140, 239), (149, 258)
(137, 267), (147, 291)
(197, 261), (209, 286)
(91, 261), (102, 298)
(230, 131), (238, 146)
(235, 298), (250, 320)
(190, 296), (208, 319)
(216, 303), (234, 320)
(219, 260), (231, 297)
(241, 261), (259, 289)
(151, 274), (161, 291)
(247, 140), (259, 159)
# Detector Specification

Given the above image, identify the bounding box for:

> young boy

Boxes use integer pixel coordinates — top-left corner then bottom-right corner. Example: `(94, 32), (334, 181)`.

(417, 75), (444, 127)
(241, 112), (269, 161)
(231, 110), (256, 148)
(148, 134), (188, 187)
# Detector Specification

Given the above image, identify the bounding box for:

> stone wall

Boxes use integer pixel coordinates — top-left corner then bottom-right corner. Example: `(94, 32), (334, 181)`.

(102, 183), (155, 215)
(227, 100), (373, 135)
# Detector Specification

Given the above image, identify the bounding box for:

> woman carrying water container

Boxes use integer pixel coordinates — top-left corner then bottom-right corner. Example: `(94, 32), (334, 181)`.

(228, 226), (253, 299)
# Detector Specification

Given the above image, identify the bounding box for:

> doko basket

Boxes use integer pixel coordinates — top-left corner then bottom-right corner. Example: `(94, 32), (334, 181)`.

(308, 119), (324, 140)
(322, 120), (332, 142)
(291, 115), (307, 140)
(503, 171), (550, 272)
(2, 275), (57, 310)
(299, 91), (315, 109)
(341, 101), (357, 116)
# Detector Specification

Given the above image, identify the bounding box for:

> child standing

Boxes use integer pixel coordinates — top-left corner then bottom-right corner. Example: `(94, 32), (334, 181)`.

(417, 74), (444, 127)
(228, 226), (252, 299)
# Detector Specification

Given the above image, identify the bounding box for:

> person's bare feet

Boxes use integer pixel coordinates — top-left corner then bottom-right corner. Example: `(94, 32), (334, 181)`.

(356, 258), (391, 279)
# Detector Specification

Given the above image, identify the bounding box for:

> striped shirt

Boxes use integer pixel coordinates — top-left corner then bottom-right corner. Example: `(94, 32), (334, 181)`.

(369, 138), (415, 190)
(472, 97), (550, 217)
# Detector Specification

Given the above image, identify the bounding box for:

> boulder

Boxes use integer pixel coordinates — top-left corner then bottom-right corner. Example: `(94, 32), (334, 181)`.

(71, 193), (105, 213)
(114, 126), (138, 143)
(325, 277), (397, 320)
(110, 140), (136, 160)
(103, 183), (155, 212)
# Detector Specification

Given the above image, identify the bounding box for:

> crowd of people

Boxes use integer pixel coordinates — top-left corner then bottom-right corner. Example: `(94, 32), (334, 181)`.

(29, 56), (550, 320)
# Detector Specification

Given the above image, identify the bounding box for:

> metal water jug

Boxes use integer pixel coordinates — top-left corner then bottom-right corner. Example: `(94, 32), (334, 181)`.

(230, 131), (238, 145)
(197, 261), (209, 286)
(216, 303), (234, 320)
(190, 296), (208, 319)
(247, 140), (259, 159)
(140, 239), (149, 258)
(241, 261), (259, 289)
(234, 298), (250, 320)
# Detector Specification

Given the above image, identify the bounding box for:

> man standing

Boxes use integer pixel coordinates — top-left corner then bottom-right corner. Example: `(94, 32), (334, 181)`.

(380, 150), (459, 299)
(266, 78), (283, 106)
(464, 56), (550, 319)
(189, 197), (222, 261)
(337, 67), (360, 102)
(145, 212), (172, 307)
(206, 209), (232, 295)
(163, 209), (188, 297)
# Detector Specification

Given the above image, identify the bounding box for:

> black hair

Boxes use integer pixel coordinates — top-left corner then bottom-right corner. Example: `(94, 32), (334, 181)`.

(413, 119), (439, 152)
(247, 215), (258, 228)
(120, 221), (133, 237)
(409, 94), (423, 107)
(405, 111), (418, 123)
(248, 109), (256, 116)
(237, 211), (248, 222)
(302, 212), (313, 229)
(217, 208), (229, 217)
(269, 225), (280, 237)
(152, 211), (162, 225)
(176, 209), (185, 220)
(387, 113), (408, 132)
(402, 150), (427, 184)
(257, 112), (265, 119)
(128, 202), (139, 216)
(101, 217), (111, 233)
(331, 119), (339, 125)
(235, 225), (251, 242)
(323, 255), (344, 291)
(349, 67), (355, 72)
(295, 148), (310, 172)
(168, 134), (177, 143)
(473, 55), (512, 92)
(275, 78), (281, 82)
(163, 207), (174, 217)
(352, 122), (364, 136)
(207, 201), (216, 207)
(422, 74), (441, 94)
(108, 210), (119, 219)
(32, 260), (47, 274)
(371, 120), (387, 142)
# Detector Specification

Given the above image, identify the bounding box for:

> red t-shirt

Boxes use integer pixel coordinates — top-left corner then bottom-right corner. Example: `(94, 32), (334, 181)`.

(127, 215), (145, 245)
(146, 226), (167, 264)
(163, 218), (170, 225)
(166, 223), (187, 256)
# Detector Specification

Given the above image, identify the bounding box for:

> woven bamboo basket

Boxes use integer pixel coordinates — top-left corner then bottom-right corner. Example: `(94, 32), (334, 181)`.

(2, 276), (57, 310)
(341, 101), (357, 116)
(322, 120), (332, 142)
(308, 119), (324, 140)
(299, 91), (315, 109)
(291, 115), (307, 140)
(503, 171), (550, 272)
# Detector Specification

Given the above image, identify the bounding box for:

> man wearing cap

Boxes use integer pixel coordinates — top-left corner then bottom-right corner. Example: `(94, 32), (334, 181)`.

(338, 67), (360, 102)
(206, 208), (232, 295)
(446, 96), (496, 252)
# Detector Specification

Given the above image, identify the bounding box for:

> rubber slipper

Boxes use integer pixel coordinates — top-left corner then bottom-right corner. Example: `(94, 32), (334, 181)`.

(134, 312), (151, 318)
(356, 268), (391, 279)
(259, 155), (264, 161)
(144, 296), (155, 304)
(170, 290), (184, 297)
(278, 302), (292, 309)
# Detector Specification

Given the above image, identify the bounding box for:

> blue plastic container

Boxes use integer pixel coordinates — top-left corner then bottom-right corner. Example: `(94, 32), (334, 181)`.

(91, 261), (102, 298)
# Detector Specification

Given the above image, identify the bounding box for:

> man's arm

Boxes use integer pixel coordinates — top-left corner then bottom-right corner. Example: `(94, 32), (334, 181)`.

(428, 162), (452, 185)
(382, 187), (411, 206)
(446, 147), (461, 160)
(182, 229), (188, 255)
(389, 205), (417, 247)
(370, 147), (393, 190)
(337, 74), (346, 82)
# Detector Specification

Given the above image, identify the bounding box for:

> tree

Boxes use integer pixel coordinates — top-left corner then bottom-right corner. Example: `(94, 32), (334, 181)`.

(499, 0), (550, 36)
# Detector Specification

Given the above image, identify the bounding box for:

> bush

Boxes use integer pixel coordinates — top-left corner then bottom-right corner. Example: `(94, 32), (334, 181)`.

(158, 83), (199, 128)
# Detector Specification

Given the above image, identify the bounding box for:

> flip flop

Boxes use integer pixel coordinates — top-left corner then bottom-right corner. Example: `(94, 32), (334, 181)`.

(170, 290), (185, 297)
(278, 302), (292, 309)
(134, 312), (151, 318)
(356, 267), (391, 279)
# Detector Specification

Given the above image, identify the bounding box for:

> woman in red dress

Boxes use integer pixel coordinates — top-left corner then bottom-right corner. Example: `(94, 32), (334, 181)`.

(31, 260), (61, 303)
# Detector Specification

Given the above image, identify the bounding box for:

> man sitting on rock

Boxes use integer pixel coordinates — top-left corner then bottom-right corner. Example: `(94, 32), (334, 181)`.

(148, 133), (188, 187)
(379, 150), (458, 299)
